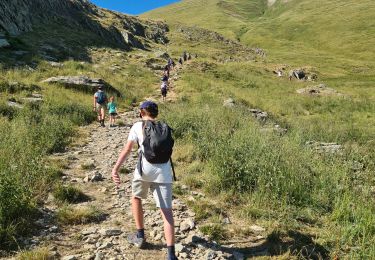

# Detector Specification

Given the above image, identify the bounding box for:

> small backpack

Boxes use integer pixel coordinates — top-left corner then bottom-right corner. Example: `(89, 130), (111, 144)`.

(138, 120), (176, 180)
(96, 91), (106, 104)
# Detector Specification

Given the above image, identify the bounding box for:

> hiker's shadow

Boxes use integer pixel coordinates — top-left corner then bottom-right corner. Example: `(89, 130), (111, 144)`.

(187, 230), (329, 259)
(143, 242), (165, 251)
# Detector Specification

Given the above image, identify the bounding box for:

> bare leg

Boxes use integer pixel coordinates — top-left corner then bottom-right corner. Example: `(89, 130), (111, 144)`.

(160, 208), (175, 246)
(100, 108), (105, 122)
(132, 197), (144, 229)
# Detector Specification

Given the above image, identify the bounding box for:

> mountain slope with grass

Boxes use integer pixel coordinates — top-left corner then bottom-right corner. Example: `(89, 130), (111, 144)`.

(144, 0), (375, 258)
(144, 0), (375, 68)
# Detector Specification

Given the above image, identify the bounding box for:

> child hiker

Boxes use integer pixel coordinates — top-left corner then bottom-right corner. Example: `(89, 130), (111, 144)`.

(111, 101), (178, 260)
(107, 96), (117, 127)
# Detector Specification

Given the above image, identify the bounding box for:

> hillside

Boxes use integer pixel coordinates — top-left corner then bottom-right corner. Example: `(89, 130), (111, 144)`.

(144, 0), (375, 259)
(144, 0), (375, 69)
(0, 0), (168, 64)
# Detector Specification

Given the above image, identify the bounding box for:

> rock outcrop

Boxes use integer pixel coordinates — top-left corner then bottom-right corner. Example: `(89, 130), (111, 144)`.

(43, 76), (121, 96)
(0, 0), (168, 50)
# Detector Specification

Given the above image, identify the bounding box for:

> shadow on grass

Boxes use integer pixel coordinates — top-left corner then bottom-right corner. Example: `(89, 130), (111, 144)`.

(266, 230), (329, 259)
(186, 229), (329, 259)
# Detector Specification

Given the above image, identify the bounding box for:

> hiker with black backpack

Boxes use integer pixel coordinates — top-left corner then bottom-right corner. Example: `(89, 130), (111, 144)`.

(111, 101), (178, 260)
(93, 86), (107, 127)
(161, 81), (168, 101)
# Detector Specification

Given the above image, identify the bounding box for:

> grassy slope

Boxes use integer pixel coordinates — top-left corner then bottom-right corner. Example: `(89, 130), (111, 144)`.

(145, 0), (375, 258)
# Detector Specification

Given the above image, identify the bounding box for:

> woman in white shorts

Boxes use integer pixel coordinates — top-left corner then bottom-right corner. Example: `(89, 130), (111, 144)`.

(111, 101), (178, 260)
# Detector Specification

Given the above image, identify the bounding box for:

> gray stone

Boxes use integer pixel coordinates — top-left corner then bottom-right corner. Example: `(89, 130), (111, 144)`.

(223, 98), (235, 108)
(98, 241), (113, 250)
(49, 61), (64, 67)
(99, 228), (122, 237)
(7, 101), (24, 109)
(90, 172), (104, 182)
(175, 243), (184, 252)
(82, 227), (98, 236)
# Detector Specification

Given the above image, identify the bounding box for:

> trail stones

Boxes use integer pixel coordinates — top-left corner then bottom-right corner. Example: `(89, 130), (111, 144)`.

(99, 228), (122, 237)
(82, 227), (98, 236)
(180, 218), (195, 232)
(95, 252), (104, 260)
(297, 84), (342, 96)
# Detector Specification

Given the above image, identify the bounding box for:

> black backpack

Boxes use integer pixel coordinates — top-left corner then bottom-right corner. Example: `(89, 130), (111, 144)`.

(138, 120), (176, 180)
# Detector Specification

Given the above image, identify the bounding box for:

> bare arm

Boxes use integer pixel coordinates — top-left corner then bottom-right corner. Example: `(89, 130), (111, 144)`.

(93, 95), (97, 110)
(111, 140), (135, 186)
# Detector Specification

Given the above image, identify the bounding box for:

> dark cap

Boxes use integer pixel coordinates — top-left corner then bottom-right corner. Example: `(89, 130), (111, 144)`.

(140, 100), (158, 111)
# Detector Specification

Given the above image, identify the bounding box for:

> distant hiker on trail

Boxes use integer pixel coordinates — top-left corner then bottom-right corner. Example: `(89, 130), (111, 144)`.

(178, 57), (183, 66)
(162, 68), (169, 83)
(93, 86), (107, 127)
(107, 96), (118, 127)
(164, 65), (170, 78)
(111, 101), (178, 260)
(161, 81), (168, 101)
(167, 58), (175, 70)
(183, 51), (187, 62)
(187, 53), (191, 60)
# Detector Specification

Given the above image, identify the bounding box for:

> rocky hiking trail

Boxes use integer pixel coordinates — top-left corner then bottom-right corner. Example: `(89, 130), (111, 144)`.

(8, 63), (269, 260)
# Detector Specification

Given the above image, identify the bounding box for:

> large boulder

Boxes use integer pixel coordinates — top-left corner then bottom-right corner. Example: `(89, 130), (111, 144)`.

(42, 76), (121, 97)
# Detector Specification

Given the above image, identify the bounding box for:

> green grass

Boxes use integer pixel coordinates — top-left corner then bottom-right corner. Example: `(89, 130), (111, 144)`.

(17, 247), (50, 260)
(53, 185), (89, 204)
(56, 206), (105, 225)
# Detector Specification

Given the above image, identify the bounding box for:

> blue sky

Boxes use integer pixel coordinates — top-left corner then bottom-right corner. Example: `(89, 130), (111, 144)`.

(90, 0), (180, 15)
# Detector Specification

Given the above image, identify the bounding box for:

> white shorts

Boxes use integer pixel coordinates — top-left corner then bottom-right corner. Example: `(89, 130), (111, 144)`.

(132, 179), (172, 209)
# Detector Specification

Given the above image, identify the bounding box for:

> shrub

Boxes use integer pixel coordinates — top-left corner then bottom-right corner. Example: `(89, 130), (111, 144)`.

(56, 206), (105, 225)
